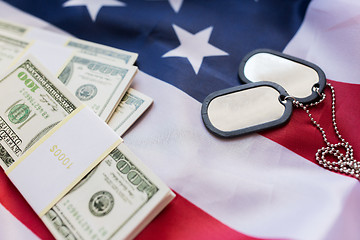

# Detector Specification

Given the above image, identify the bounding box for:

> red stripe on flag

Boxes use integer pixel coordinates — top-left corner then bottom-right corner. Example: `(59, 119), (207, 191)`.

(1, 168), (275, 240)
(0, 169), (55, 239)
(136, 192), (278, 240)
(262, 80), (360, 178)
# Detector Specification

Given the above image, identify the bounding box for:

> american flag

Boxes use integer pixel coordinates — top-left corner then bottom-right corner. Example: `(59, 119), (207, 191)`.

(1, 0), (360, 239)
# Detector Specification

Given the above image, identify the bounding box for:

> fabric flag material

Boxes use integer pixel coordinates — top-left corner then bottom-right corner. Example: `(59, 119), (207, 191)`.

(0, 1), (360, 240)
(0, 204), (39, 240)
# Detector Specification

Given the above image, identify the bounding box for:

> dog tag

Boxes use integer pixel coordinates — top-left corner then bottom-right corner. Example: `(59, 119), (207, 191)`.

(238, 49), (326, 104)
(201, 82), (292, 138)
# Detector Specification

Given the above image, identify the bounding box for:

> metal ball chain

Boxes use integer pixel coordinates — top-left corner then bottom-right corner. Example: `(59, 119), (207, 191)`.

(287, 83), (358, 179)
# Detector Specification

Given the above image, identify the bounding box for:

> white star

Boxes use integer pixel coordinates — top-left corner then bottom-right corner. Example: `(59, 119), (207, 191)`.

(168, 0), (183, 13)
(63, 0), (126, 22)
(162, 25), (229, 74)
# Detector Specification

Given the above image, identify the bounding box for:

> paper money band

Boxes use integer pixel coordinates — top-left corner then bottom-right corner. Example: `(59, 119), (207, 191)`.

(6, 104), (122, 217)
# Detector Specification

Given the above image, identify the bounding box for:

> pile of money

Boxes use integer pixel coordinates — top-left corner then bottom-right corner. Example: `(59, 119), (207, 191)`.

(0, 19), (174, 239)
(0, 18), (153, 134)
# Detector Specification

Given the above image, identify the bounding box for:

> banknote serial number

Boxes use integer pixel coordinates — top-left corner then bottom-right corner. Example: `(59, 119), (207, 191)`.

(50, 145), (73, 169)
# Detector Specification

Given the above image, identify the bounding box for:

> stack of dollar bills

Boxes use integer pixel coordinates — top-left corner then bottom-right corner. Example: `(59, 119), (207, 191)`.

(0, 18), (175, 240)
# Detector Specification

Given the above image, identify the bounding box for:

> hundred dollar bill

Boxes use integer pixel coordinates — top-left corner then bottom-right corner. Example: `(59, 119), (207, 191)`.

(0, 20), (138, 66)
(0, 31), (32, 73)
(0, 55), (81, 169)
(58, 53), (138, 122)
(42, 142), (175, 240)
(108, 88), (153, 137)
(0, 55), (174, 239)
(65, 38), (138, 66)
(0, 18), (28, 36)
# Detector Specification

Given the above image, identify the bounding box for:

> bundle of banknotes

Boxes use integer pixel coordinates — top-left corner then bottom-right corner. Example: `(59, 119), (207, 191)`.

(0, 19), (175, 239)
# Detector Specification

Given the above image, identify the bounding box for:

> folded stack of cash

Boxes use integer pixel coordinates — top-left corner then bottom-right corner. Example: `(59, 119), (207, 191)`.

(0, 18), (153, 135)
(0, 19), (174, 240)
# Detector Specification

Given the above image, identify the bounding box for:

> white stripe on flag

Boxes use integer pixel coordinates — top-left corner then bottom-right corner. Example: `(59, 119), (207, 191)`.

(0, 204), (39, 240)
(284, 0), (360, 85)
(0, 0), (69, 36)
(2, 1), (360, 240)
(125, 70), (360, 240)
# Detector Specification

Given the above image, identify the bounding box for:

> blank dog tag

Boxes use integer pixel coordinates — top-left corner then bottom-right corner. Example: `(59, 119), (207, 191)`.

(201, 82), (292, 138)
(201, 49), (327, 138)
(238, 49), (326, 104)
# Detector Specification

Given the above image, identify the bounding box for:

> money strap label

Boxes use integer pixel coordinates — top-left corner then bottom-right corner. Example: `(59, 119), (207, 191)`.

(5, 104), (122, 217)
